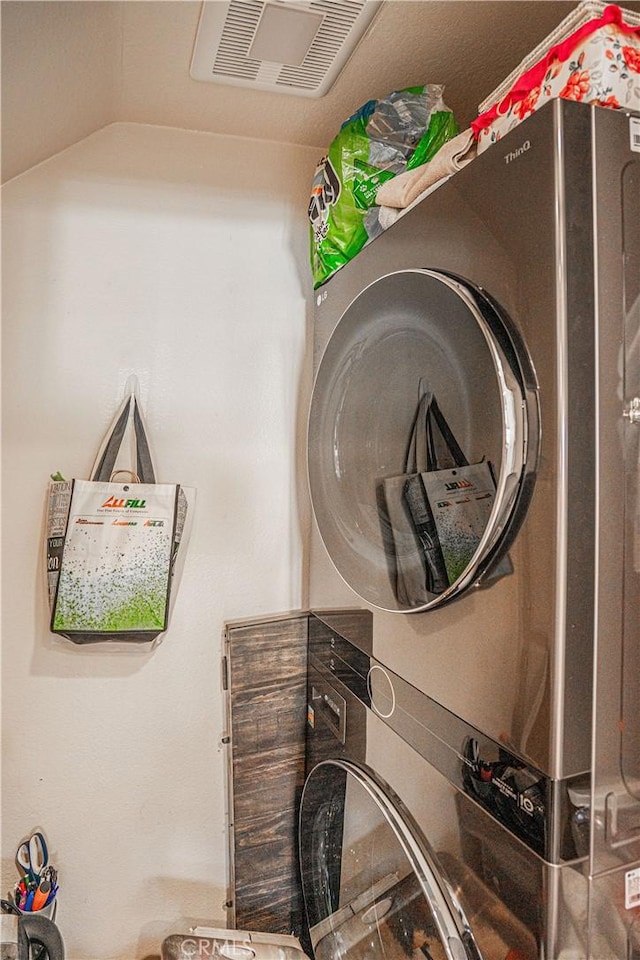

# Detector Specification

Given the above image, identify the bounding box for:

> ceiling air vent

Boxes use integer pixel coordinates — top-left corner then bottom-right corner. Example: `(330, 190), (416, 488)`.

(190, 0), (382, 97)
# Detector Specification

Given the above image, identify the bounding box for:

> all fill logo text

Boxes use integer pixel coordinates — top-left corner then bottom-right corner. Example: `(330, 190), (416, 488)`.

(101, 496), (147, 509)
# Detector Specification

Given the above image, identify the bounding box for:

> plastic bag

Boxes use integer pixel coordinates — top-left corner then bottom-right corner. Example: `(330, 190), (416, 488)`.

(308, 84), (458, 289)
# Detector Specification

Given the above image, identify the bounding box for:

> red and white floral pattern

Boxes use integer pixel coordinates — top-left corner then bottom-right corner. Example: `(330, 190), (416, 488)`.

(475, 19), (640, 153)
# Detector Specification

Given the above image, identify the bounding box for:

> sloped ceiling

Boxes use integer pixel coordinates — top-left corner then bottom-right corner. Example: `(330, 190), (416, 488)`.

(3, 0), (640, 182)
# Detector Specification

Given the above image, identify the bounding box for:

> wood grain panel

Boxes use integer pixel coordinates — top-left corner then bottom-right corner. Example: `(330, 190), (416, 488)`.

(225, 614), (308, 939)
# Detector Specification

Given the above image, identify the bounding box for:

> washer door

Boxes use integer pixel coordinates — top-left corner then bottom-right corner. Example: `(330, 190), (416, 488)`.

(299, 759), (481, 960)
(308, 269), (539, 613)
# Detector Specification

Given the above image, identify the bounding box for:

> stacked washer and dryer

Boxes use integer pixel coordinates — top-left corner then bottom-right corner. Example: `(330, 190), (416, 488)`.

(302, 99), (640, 959)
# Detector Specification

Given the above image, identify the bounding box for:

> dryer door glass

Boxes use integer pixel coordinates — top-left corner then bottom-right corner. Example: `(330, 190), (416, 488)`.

(300, 759), (480, 960)
(308, 269), (539, 613)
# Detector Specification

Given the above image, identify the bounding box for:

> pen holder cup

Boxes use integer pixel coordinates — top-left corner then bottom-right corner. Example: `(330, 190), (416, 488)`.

(18, 897), (57, 921)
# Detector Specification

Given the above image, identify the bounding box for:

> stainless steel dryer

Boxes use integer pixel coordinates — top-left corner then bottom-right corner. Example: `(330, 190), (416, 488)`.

(306, 100), (640, 957)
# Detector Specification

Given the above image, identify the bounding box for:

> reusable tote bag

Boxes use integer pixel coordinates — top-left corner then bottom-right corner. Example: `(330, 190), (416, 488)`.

(407, 396), (497, 588)
(47, 395), (186, 644)
(381, 390), (449, 606)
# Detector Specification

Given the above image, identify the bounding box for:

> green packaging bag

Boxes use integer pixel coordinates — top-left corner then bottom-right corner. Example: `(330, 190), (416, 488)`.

(308, 84), (458, 289)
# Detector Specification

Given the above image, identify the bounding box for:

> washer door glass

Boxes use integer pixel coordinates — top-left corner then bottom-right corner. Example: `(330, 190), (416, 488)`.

(308, 269), (539, 613)
(300, 759), (480, 960)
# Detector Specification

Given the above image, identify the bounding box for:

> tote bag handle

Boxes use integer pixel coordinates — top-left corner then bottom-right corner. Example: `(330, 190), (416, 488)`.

(404, 388), (469, 474)
(404, 388), (433, 475)
(91, 395), (156, 484)
(426, 395), (468, 471)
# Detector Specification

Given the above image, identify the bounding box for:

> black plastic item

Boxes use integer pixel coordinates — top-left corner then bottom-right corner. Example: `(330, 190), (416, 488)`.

(19, 914), (65, 960)
(1, 898), (21, 916)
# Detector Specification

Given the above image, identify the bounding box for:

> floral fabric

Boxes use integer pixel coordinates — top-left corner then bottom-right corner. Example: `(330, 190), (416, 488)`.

(474, 13), (640, 154)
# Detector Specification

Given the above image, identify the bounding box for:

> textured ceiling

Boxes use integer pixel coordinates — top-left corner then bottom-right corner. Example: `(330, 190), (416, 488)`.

(116, 0), (640, 145)
(3, 0), (640, 182)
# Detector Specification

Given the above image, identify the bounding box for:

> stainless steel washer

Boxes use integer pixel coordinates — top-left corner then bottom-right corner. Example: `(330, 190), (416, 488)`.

(302, 616), (639, 959)
(303, 617), (542, 959)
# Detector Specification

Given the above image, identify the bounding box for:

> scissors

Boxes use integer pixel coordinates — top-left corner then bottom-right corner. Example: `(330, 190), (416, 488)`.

(16, 832), (48, 881)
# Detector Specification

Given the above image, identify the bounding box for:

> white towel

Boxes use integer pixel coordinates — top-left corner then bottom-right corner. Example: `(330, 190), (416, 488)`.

(375, 128), (476, 210)
(377, 176), (453, 231)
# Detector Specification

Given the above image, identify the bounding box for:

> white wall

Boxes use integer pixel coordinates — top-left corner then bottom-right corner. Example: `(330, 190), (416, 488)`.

(1, 122), (318, 960)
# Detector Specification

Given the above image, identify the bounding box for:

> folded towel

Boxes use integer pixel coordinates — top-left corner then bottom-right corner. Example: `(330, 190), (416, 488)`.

(377, 176), (453, 231)
(375, 129), (476, 209)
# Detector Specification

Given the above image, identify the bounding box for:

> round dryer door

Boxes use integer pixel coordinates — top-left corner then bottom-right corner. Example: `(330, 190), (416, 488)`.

(299, 759), (480, 960)
(307, 269), (539, 612)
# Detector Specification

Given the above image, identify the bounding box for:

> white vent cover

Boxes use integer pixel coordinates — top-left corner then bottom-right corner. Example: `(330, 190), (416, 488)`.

(190, 0), (382, 97)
